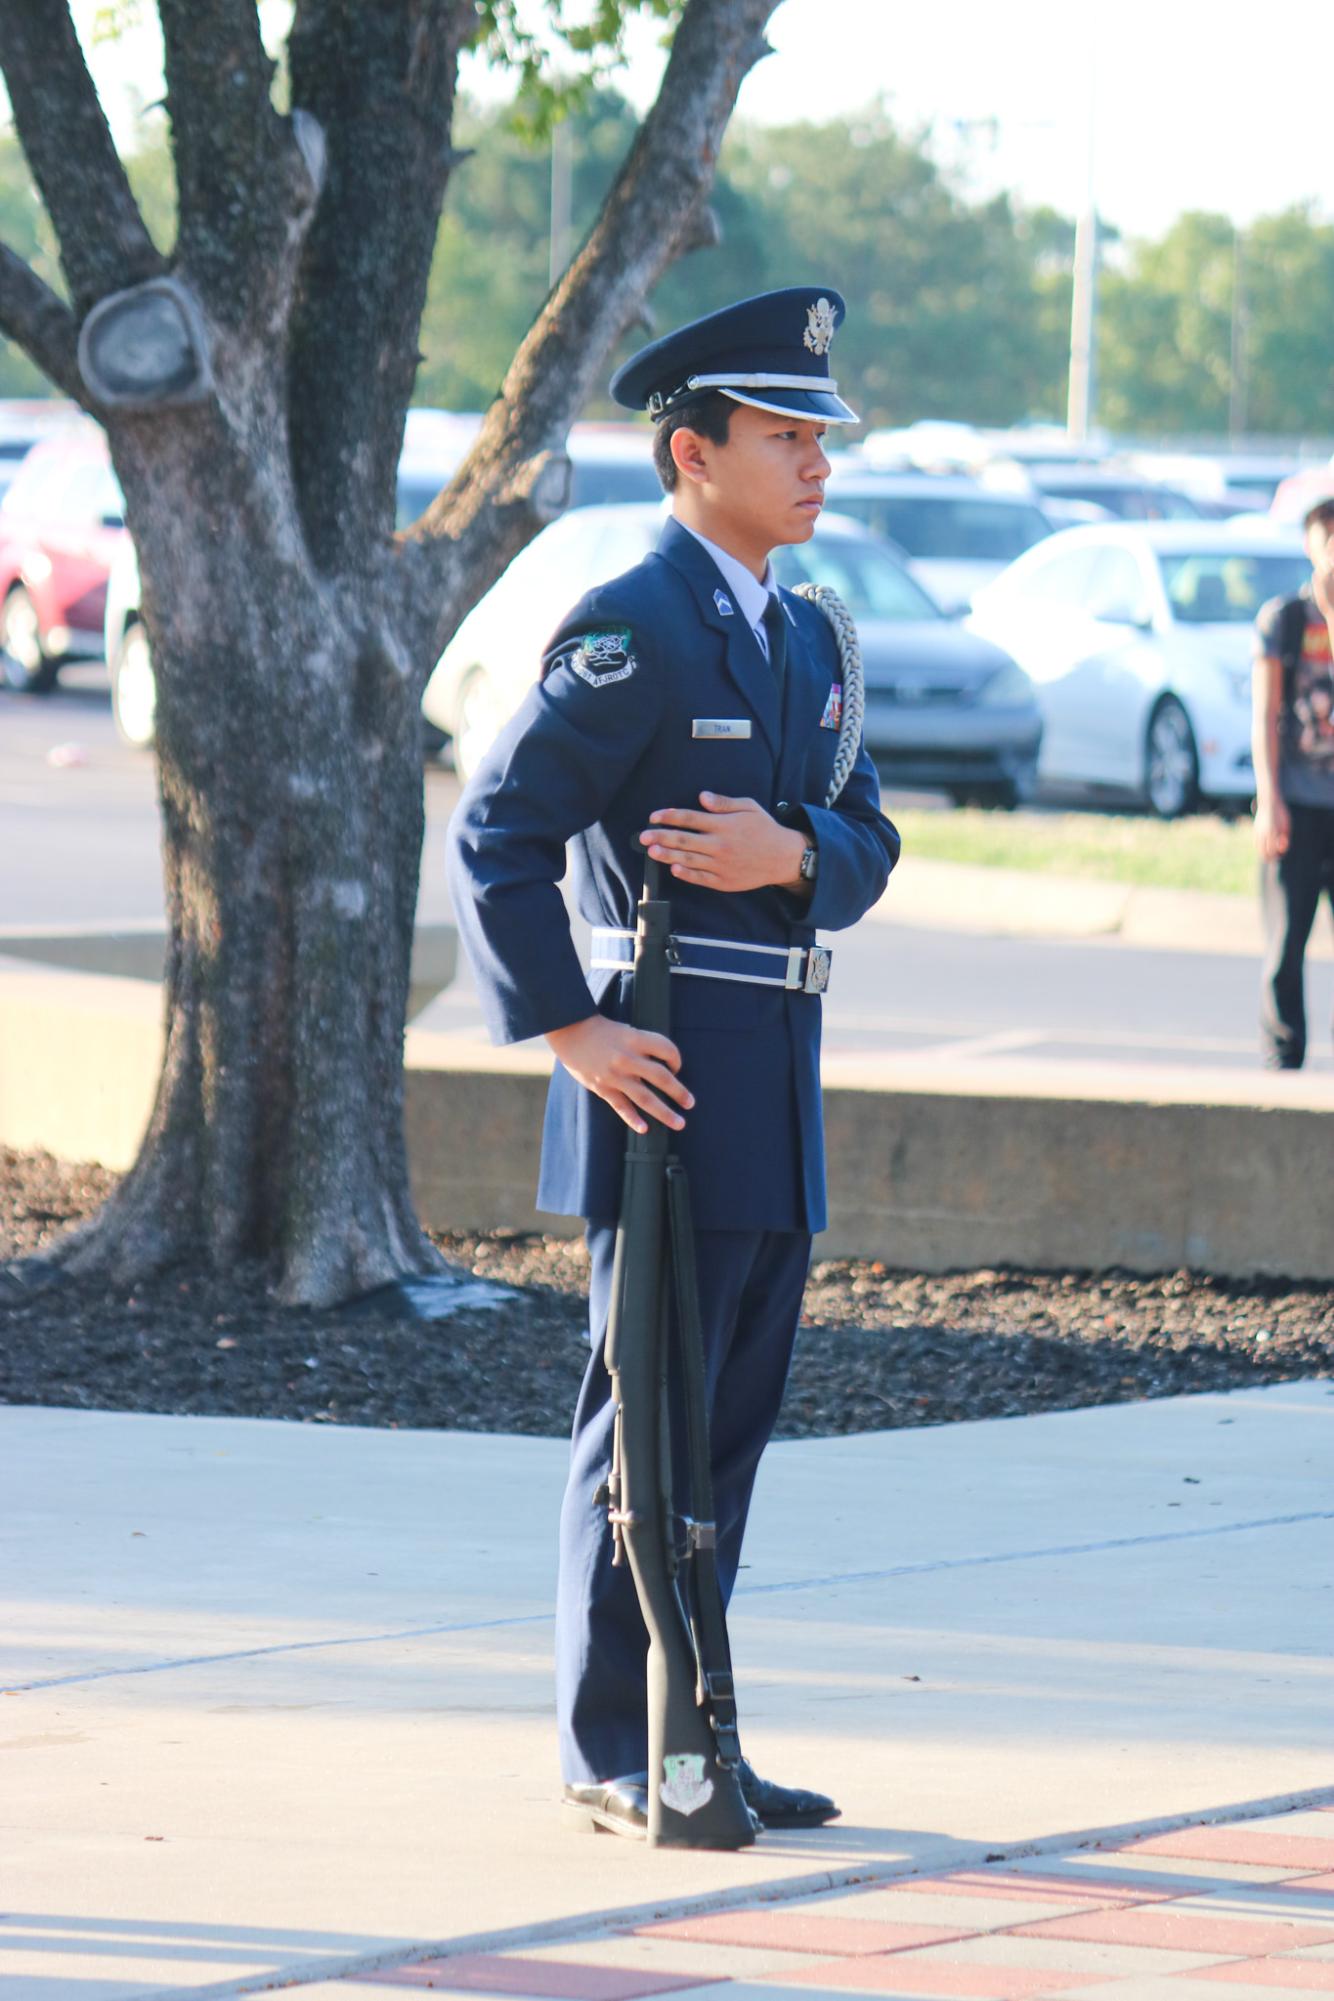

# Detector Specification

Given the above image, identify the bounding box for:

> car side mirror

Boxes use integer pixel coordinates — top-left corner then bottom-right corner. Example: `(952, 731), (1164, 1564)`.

(1094, 600), (1151, 630)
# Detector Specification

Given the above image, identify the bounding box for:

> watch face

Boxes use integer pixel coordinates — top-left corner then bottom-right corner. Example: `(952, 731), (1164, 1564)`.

(800, 844), (817, 880)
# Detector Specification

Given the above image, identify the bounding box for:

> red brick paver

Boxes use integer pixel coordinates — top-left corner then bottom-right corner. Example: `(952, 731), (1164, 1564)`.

(349, 1957), (722, 1997)
(1193, 1961), (1334, 1990)
(869, 1871), (1174, 1908)
(772, 1961), (1104, 1996)
(1011, 1908), (1334, 1956)
(1128, 1833), (1334, 1873)
(638, 1914), (975, 1957)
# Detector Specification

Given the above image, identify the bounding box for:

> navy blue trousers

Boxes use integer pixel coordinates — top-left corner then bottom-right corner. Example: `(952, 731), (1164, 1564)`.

(555, 1223), (812, 1786)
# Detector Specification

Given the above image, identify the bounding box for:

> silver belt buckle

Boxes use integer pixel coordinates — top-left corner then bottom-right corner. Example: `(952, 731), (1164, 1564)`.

(803, 945), (832, 995)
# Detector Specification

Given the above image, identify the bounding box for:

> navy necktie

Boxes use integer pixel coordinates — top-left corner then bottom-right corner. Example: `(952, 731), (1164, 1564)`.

(762, 596), (788, 705)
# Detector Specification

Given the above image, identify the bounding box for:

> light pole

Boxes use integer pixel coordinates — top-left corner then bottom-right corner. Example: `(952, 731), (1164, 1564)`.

(1066, 54), (1098, 443)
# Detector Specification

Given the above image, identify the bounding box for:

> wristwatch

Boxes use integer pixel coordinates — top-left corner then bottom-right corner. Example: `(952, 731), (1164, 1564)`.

(798, 841), (819, 883)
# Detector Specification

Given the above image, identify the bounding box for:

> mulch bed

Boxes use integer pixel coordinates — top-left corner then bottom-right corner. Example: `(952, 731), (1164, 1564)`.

(2, 1145), (1330, 1437)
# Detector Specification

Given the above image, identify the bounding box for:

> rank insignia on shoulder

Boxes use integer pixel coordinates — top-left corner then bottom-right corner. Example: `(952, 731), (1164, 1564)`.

(819, 682), (843, 731)
(568, 629), (636, 688)
(713, 590), (734, 617)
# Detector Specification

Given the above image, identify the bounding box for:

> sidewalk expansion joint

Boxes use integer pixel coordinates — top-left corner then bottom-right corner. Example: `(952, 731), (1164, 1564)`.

(10, 1509), (1333, 1697)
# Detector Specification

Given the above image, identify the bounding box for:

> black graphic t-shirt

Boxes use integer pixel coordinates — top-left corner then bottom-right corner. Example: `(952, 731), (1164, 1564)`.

(1255, 590), (1334, 809)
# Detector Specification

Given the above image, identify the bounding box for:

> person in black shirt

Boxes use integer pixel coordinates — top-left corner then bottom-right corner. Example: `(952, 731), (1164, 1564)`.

(1252, 498), (1334, 1067)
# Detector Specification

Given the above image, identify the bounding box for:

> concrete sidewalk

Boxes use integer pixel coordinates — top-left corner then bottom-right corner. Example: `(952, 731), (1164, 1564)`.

(2, 1383), (1332, 1998)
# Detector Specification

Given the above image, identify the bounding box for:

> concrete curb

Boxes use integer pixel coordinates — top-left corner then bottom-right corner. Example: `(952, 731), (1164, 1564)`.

(6, 959), (1334, 1279)
(877, 856), (1334, 959)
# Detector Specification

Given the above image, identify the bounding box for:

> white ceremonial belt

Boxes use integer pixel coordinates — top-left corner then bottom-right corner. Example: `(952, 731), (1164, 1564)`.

(590, 927), (832, 996)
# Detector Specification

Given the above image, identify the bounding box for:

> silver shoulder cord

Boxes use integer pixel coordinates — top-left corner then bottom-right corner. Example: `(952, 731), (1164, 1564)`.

(792, 583), (865, 807)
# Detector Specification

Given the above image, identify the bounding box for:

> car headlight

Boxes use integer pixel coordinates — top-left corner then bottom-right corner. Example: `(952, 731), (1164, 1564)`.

(976, 658), (1033, 706)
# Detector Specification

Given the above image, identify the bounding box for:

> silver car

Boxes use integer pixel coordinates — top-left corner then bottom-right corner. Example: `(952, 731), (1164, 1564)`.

(822, 465), (1055, 613)
(422, 504), (1042, 804)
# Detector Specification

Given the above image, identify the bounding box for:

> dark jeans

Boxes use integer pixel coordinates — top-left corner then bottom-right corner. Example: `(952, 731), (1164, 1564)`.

(1260, 801), (1334, 1068)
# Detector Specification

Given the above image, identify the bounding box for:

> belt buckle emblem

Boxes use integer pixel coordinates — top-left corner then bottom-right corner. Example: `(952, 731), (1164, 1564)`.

(803, 945), (832, 994)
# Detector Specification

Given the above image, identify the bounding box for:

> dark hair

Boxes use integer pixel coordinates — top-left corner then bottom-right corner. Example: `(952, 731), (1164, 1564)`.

(1304, 498), (1334, 536)
(650, 392), (736, 492)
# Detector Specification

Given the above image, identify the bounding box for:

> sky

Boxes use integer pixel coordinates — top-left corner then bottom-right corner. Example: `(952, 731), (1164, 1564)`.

(57, 0), (1334, 245)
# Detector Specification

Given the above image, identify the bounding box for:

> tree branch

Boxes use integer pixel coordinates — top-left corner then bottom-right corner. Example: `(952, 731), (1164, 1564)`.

(286, 0), (476, 576)
(0, 243), (92, 407)
(157, 0), (298, 308)
(0, 0), (162, 313)
(403, 0), (779, 663)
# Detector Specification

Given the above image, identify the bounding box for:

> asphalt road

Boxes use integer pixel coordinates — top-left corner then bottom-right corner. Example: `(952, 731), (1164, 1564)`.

(4, 668), (1329, 1074)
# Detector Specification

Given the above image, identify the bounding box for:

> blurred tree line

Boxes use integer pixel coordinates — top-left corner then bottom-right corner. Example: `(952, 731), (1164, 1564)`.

(4, 93), (1334, 438)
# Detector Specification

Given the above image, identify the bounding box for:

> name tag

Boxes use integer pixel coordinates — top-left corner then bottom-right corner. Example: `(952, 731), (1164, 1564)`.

(692, 718), (752, 740)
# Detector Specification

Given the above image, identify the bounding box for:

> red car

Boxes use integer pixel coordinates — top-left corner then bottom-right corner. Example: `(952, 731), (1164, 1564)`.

(0, 422), (125, 692)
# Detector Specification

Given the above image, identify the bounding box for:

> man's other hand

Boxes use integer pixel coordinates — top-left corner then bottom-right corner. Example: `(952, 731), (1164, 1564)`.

(546, 1015), (693, 1136)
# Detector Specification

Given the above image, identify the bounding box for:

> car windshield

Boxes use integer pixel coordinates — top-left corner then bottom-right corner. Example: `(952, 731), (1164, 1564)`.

(833, 491), (1050, 561)
(1159, 550), (1312, 623)
(772, 536), (941, 620)
(1041, 482), (1200, 521)
(568, 458), (660, 507)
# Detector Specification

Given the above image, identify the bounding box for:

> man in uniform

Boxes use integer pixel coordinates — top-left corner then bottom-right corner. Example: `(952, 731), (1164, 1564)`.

(447, 288), (900, 1838)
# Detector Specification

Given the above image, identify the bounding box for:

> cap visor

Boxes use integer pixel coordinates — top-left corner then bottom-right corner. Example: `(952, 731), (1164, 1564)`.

(722, 387), (859, 424)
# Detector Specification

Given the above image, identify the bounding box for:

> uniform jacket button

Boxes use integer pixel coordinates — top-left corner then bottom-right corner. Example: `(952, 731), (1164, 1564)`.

(776, 800), (790, 816)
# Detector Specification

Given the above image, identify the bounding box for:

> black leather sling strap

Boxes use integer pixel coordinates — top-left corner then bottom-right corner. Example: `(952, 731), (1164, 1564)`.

(663, 1158), (741, 1770)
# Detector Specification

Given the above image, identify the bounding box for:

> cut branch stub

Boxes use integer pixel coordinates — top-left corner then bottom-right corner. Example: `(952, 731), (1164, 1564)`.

(78, 278), (215, 411)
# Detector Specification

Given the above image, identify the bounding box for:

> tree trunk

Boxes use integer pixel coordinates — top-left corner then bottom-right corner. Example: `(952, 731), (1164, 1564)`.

(51, 384), (439, 1310)
(0, 0), (780, 1308)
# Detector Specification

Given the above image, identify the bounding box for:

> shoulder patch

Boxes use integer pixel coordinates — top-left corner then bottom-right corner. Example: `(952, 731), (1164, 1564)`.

(567, 628), (636, 688)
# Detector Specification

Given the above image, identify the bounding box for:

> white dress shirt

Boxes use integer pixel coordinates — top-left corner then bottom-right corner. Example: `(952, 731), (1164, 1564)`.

(677, 522), (781, 661)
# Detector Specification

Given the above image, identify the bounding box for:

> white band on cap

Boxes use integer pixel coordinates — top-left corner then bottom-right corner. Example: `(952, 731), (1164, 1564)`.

(686, 371), (841, 394)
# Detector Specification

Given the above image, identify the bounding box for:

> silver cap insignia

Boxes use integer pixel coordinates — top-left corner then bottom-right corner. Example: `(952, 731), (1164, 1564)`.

(803, 297), (837, 357)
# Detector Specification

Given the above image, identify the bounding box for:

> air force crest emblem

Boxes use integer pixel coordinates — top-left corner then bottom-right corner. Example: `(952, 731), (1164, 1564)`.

(569, 629), (636, 688)
(803, 296), (837, 356)
(660, 1752), (714, 1817)
(714, 589), (734, 617)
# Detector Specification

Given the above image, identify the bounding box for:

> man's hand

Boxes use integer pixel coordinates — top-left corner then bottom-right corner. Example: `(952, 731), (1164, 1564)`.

(1255, 795), (1291, 861)
(641, 792), (807, 892)
(546, 1015), (693, 1136)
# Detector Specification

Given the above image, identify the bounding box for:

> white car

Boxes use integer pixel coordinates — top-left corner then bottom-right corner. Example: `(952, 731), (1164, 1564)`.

(424, 503), (1043, 799)
(103, 418), (660, 749)
(967, 521), (1312, 817)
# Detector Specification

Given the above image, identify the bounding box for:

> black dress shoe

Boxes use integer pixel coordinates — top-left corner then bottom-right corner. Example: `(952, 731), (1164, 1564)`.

(737, 1757), (840, 1828)
(562, 1772), (650, 1838)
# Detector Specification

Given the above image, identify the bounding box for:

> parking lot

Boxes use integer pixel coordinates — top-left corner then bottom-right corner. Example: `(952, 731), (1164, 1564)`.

(7, 668), (1329, 1076)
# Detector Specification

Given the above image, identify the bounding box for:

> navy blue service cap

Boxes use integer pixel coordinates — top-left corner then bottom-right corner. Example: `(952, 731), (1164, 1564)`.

(610, 286), (858, 425)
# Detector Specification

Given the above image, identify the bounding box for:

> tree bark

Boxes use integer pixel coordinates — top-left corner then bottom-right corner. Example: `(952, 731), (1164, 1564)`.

(1, 0), (779, 1307)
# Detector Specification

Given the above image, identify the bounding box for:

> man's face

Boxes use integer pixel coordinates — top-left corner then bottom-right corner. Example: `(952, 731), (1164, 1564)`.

(674, 402), (831, 560)
(1306, 519), (1334, 619)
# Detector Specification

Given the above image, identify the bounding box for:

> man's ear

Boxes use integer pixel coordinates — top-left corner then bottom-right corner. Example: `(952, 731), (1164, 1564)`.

(670, 425), (711, 487)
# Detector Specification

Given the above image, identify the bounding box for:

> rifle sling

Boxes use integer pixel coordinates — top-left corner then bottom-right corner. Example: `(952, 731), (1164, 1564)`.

(665, 1158), (742, 1770)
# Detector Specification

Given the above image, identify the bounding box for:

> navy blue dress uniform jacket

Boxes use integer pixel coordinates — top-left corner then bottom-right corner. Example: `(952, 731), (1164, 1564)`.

(447, 517), (901, 1233)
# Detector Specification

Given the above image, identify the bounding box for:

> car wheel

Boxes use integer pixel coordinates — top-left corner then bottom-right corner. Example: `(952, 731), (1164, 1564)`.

(111, 622), (157, 748)
(1, 585), (59, 694)
(452, 667), (504, 784)
(1144, 696), (1199, 819)
(971, 781), (1020, 811)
